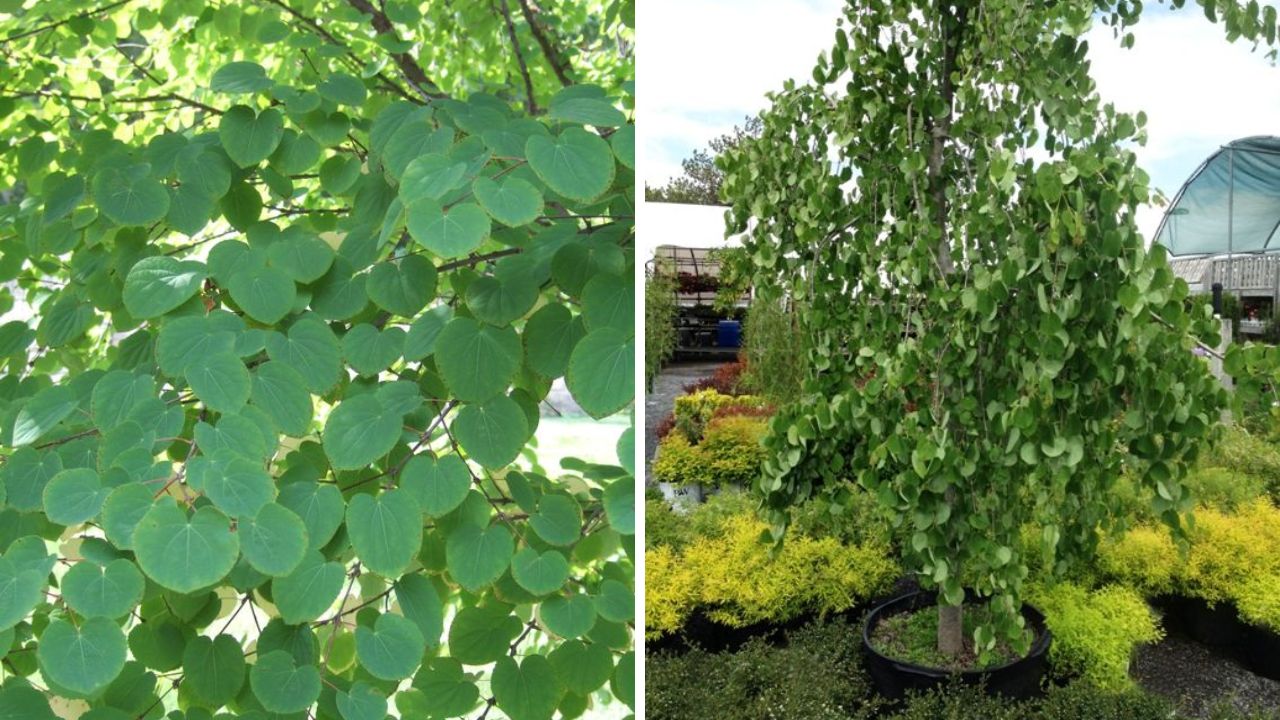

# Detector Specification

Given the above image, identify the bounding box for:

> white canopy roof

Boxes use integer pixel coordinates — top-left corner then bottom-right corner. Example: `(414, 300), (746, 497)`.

(642, 202), (743, 260)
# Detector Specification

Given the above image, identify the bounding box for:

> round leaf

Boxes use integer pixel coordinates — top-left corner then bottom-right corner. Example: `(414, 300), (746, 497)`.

(61, 559), (144, 619)
(133, 499), (240, 593)
(37, 617), (127, 697)
(346, 489), (422, 578)
(122, 256), (206, 319)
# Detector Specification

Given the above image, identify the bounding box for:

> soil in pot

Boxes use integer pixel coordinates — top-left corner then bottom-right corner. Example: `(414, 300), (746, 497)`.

(869, 602), (1027, 672)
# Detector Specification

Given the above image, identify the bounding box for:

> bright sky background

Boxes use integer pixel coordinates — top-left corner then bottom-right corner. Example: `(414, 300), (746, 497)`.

(641, 0), (1280, 241)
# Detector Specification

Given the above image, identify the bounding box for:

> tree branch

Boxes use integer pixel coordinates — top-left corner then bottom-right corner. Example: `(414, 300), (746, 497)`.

(515, 0), (575, 87)
(495, 0), (538, 113)
(1, 0), (133, 45)
(345, 0), (446, 100)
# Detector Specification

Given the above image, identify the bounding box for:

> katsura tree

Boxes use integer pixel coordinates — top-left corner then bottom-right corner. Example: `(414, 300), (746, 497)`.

(0, 0), (634, 717)
(720, 0), (1278, 662)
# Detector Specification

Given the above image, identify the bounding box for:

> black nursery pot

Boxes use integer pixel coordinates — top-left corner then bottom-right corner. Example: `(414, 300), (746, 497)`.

(861, 590), (1053, 701)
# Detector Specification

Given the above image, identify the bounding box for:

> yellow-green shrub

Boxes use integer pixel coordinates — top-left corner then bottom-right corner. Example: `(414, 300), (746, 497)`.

(673, 388), (766, 442)
(1097, 526), (1179, 596)
(644, 513), (898, 637)
(1236, 573), (1280, 630)
(1030, 582), (1163, 690)
(652, 433), (704, 487)
(699, 416), (768, 487)
(1182, 466), (1267, 512)
(1204, 426), (1280, 485)
(652, 416), (769, 488)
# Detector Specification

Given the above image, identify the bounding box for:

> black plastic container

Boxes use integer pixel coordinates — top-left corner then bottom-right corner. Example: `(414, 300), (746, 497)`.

(1153, 594), (1280, 681)
(861, 590), (1052, 700)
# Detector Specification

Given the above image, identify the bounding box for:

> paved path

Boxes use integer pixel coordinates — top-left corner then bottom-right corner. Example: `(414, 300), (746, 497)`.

(644, 362), (724, 482)
(1134, 634), (1280, 718)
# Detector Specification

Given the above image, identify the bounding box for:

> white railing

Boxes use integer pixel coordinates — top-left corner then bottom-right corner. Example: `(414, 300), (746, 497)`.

(1210, 255), (1280, 292)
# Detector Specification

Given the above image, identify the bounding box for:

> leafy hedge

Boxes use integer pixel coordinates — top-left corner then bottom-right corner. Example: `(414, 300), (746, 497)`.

(1028, 582), (1162, 690)
(645, 512), (898, 636)
(652, 415), (769, 488)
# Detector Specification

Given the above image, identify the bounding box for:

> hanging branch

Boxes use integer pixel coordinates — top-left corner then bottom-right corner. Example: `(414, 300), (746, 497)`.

(495, 0), (539, 114)
(514, 0), (575, 87)
(345, 0), (447, 100)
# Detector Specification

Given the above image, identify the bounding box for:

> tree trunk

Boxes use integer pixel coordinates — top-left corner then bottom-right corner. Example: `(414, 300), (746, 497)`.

(938, 602), (963, 657)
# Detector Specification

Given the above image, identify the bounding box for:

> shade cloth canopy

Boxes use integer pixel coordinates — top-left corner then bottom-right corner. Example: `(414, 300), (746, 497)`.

(1157, 136), (1280, 256)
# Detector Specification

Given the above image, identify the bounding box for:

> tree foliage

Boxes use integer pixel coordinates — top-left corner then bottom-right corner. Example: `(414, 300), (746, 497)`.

(720, 0), (1278, 660)
(0, 0), (634, 716)
(644, 117), (759, 205)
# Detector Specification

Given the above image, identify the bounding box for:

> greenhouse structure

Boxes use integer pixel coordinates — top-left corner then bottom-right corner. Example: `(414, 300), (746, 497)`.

(1160, 136), (1280, 335)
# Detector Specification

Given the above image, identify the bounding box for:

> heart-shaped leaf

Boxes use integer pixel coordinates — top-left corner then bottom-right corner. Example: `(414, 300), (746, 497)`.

(220, 105), (285, 168)
(132, 499), (239, 593)
(446, 524), (514, 592)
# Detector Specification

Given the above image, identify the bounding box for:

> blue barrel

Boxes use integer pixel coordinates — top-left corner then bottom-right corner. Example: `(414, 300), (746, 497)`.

(717, 320), (741, 348)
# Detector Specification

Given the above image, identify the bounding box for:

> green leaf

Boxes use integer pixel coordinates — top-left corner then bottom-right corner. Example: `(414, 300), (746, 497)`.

(448, 604), (522, 664)
(200, 452), (275, 518)
(342, 323), (405, 376)
(318, 72), (367, 106)
(538, 594), (596, 639)
(411, 658), (481, 716)
(406, 201), (490, 259)
(548, 639), (613, 695)
(401, 454), (471, 517)
(472, 176), (543, 226)
(0, 557), (45, 630)
(133, 499), (240, 593)
(452, 395), (528, 470)
(547, 85), (625, 127)
(239, 502), (308, 577)
(12, 385), (77, 447)
(211, 61), (272, 93)
(42, 467), (106, 525)
(182, 634), (246, 707)
(404, 305), (453, 360)
(466, 274), (538, 326)
(445, 523), (513, 592)
(92, 165), (170, 226)
(91, 371), (154, 430)
(337, 682), (387, 720)
(250, 650), (320, 714)
(346, 489), (422, 578)
(323, 394), (403, 471)
(156, 314), (238, 377)
(185, 351), (251, 414)
(37, 617), (127, 697)
(265, 317), (342, 393)
(595, 578), (633, 622)
(523, 303), (585, 379)
(101, 484), (153, 551)
(401, 154), (467, 201)
(582, 273), (633, 333)
(122, 256), (206, 319)
(511, 547), (570, 595)
(177, 146), (233, 199)
(566, 328), (634, 418)
(610, 124), (635, 168)
(278, 480), (346, 551)
(435, 317), (521, 402)
(251, 361), (313, 436)
(220, 105), (285, 168)
(602, 475), (634, 534)
(355, 612), (425, 681)
(227, 265), (296, 324)
(529, 494), (582, 546)
(492, 655), (564, 720)
(366, 255), (437, 317)
(266, 231), (335, 283)
(394, 573), (444, 646)
(272, 550), (345, 624)
(526, 128), (615, 202)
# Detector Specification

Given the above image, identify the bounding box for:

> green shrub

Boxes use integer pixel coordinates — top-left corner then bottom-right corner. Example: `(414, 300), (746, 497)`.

(673, 388), (766, 443)
(1028, 582), (1162, 689)
(1036, 682), (1176, 720)
(646, 617), (882, 720)
(1203, 426), (1280, 500)
(884, 682), (1027, 720)
(646, 272), (679, 390)
(1183, 466), (1268, 513)
(740, 297), (809, 404)
(645, 513), (898, 636)
(646, 498), (688, 550)
(789, 480), (896, 547)
(1236, 573), (1280, 630)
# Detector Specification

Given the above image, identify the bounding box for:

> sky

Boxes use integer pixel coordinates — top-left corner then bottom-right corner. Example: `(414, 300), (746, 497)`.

(641, 0), (1280, 241)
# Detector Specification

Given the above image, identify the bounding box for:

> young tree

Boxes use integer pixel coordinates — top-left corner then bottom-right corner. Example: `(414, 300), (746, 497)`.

(720, 0), (1272, 660)
(0, 0), (634, 715)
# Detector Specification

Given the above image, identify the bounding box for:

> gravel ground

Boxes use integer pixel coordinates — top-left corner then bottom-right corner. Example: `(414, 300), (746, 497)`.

(644, 362), (724, 482)
(1133, 635), (1280, 718)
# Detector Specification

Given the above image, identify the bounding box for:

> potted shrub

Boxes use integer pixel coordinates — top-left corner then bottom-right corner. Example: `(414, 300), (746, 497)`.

(717, 0), (1267, 698)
